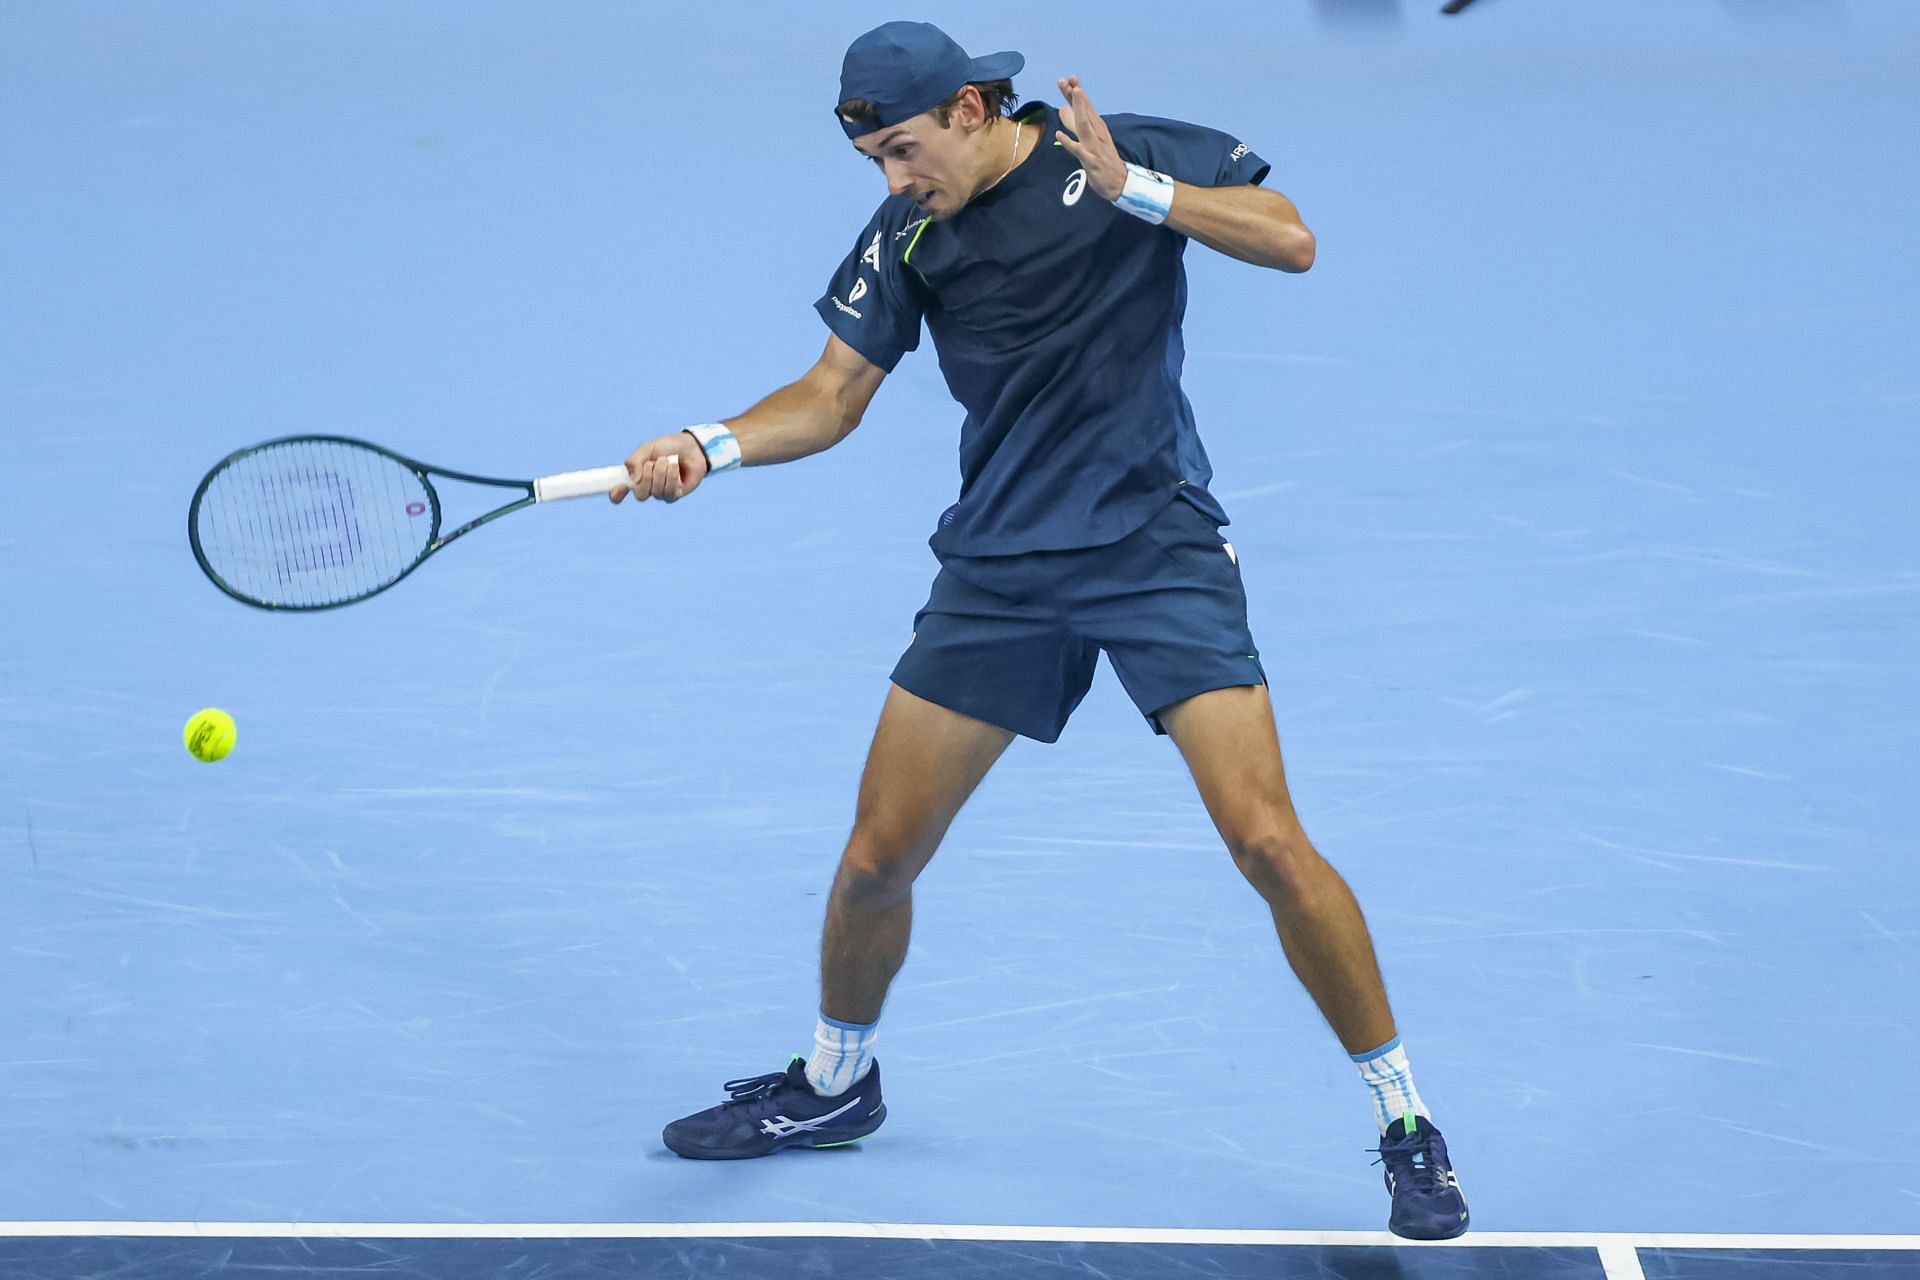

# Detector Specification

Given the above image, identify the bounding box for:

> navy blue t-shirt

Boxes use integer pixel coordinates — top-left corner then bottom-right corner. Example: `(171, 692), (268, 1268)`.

(814, 101), (1270, 557)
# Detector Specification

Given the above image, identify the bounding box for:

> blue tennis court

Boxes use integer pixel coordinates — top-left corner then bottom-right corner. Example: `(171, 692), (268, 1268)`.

(2, 1), (1915, 1276)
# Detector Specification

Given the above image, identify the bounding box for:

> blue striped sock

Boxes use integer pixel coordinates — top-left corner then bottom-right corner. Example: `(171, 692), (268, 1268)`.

(1351, 1035), (1430, 1134)
(806, 1012), (877, 1097)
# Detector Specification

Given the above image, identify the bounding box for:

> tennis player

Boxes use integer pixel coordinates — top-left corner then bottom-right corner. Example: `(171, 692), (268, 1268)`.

(611, 21), (1469, 1239)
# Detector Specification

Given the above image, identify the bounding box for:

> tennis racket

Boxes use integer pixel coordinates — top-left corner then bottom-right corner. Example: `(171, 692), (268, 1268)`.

(188, 434), (646, 611)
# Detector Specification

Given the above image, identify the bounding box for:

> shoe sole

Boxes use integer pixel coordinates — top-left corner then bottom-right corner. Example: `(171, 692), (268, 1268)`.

(665, 1104), (887, 1160)
(1389, 1213), (1470, 1241)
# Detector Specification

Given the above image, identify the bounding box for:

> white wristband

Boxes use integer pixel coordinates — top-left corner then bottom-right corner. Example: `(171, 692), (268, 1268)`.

(1114, 162), (1175, 225)
(684, 422), (742, 475)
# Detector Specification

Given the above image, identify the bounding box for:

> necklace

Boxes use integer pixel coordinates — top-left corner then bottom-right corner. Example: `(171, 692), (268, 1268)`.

(989, 118), (1024, 189)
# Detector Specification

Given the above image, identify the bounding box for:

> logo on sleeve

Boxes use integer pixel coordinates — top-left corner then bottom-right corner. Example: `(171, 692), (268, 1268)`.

(1063, 169), (1087, 206)
(1229, 143), (1250, 162)
(860, 231), (882, 272)
(848, 278), (869, 304)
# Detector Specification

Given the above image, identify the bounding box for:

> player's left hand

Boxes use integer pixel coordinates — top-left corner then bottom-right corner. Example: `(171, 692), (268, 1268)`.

(1055, 76), (1129, 201)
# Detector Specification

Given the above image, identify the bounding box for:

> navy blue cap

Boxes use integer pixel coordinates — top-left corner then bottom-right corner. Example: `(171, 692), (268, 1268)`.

(835, 21), (1024, 140)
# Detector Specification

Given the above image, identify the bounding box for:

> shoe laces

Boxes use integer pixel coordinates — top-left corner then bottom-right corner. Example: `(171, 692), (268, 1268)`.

(1370, 1127), (1448, 1192)
(720, 1069), (793, 1108)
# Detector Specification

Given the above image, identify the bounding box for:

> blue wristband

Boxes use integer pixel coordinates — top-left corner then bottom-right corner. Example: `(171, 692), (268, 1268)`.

(1114, 162), (1175, 225)
(684, 422), (742, 475)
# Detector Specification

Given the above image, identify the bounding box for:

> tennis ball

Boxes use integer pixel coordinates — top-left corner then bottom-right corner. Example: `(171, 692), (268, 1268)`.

(184, 708), (237, 763)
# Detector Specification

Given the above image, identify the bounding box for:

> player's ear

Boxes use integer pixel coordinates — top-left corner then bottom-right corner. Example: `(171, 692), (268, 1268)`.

(957, 83), (989, 130)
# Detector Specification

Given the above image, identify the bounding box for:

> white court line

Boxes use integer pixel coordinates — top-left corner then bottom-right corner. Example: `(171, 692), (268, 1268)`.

(0, 1223), (1915, 1251)
(1598, 1241), (1648, 1280)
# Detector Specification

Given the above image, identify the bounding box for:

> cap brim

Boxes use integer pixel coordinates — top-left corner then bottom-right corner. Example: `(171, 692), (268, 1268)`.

(967, 50), (1024, 81)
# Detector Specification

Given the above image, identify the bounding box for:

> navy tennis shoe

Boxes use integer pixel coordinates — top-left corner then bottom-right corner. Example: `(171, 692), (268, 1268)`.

(1373, 1112), (1470, 1240)
(663, 1057), (886, 1160)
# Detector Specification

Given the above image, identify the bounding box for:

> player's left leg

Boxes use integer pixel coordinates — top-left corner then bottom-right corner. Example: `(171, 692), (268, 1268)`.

(1157, 683), (1393, 1055)
(1158, 683), (1470, 1240)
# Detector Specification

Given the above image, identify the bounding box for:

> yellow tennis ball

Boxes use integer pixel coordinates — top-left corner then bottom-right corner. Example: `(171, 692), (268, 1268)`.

(184, 708), (237, 762)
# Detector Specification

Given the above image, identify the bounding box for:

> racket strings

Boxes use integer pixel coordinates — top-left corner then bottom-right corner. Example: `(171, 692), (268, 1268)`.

(193, 439), (434, 608)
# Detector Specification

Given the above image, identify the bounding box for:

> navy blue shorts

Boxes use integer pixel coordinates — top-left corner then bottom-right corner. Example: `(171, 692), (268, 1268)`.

(890, 496), (1267, 742)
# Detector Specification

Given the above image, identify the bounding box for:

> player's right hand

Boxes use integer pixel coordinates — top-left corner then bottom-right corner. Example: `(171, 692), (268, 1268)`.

(610, 431), (708, 504)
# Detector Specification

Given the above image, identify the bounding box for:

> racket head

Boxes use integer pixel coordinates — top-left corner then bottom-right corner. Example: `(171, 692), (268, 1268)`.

(189, 435), (442, 610)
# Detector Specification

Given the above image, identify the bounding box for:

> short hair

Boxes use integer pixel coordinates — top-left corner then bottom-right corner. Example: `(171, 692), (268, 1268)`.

(837, 80), (1020, 132)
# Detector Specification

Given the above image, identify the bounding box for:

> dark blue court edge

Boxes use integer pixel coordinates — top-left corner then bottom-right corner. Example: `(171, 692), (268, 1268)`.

(0, 1239), (1913, 1280)
(1637, 1250), (1920, 1279)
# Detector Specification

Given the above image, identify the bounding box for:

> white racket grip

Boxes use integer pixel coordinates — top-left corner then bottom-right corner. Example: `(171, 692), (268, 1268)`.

(534, 465), (640, 502)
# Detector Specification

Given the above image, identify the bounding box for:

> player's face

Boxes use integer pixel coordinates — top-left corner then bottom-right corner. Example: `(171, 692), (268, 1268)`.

(853, 113), (980, 219)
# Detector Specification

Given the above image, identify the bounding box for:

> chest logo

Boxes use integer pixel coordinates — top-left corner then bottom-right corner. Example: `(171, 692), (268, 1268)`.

(1063, 169), (1087, 206)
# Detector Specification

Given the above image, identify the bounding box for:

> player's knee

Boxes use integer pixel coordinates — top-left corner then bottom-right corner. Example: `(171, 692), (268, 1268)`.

(834, 825), (930, 906)
(1230, 828), (1323, 916)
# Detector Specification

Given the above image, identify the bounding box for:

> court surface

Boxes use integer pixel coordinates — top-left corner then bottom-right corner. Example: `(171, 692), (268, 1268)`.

(2, 1), (1916, 1276)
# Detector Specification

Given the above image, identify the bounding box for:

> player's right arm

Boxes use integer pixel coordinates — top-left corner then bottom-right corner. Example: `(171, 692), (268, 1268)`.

(609, 333), (888, 504)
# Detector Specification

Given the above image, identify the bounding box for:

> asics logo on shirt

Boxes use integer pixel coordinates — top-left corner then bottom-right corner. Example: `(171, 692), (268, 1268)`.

(860, 231), (882, 272)
(1063, 169), (1087, 206)
(757, 1093), (867, 1138)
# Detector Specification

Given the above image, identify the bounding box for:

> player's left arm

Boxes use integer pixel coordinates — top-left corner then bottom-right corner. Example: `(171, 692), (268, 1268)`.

(1055, 76), (1315, 273)
(1163, 182), (1315, 273)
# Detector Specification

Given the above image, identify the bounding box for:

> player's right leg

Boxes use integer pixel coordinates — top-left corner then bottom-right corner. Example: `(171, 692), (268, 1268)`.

(662, 683), (1014, 1160)
(819, 682), (1016, 1023)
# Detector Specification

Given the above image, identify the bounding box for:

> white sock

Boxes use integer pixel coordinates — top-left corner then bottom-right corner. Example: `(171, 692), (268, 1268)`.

(1352, 1035), (1430, 1134)
(805, 1012), (877, 1097)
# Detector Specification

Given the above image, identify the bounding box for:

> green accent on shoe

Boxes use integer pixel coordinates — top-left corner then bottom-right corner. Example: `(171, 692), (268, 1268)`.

(812, 1135), (869, 1149)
